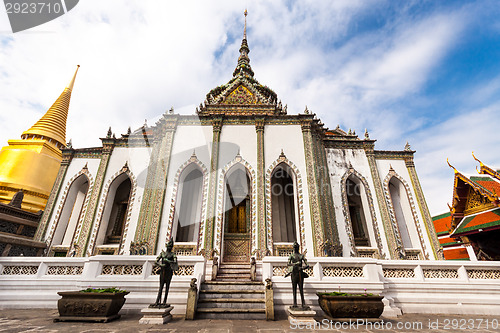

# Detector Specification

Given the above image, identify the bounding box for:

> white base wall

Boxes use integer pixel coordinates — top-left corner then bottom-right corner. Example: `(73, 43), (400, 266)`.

(1, 256), (500, 316)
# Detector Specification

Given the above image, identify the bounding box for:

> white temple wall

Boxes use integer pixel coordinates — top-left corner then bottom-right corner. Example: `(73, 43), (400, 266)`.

(218, 125), (257, 168)
(375, 159), (434, 259)
(264, 125), (313, 254)
(158, 125), (213, 253)
(326, 148), (389, 258)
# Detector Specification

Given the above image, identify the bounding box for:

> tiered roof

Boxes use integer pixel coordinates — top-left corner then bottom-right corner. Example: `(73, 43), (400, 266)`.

(198, 11), (283, 116)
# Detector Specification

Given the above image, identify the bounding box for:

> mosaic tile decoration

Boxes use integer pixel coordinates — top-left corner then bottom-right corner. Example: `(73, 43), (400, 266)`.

(165, 155), (209, 252)
(340, 168), (384, 258)
(265, 154), (306, 255)
(46, 166), (94, 251)
(86, 163), (137, 255)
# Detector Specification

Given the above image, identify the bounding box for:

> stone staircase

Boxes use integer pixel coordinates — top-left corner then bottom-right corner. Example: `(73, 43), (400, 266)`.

(196, 262), (266, 319)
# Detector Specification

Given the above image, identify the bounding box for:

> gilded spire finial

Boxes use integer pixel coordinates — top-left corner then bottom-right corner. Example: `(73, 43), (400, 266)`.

(67, 65), (80, 91)
(244, 9), (248, 39)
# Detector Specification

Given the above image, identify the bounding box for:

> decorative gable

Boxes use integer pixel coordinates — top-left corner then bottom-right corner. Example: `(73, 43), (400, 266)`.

(223, 85), (258, 105)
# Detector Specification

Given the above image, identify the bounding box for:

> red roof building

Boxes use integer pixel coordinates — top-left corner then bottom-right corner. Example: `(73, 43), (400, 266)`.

(433, 154), (500, 260)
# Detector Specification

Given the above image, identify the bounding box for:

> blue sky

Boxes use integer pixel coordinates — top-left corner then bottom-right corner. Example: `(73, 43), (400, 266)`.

(0, 1), (499, 215)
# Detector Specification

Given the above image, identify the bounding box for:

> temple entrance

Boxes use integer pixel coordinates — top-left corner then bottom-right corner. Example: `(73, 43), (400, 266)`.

(222, 166), (251, 262)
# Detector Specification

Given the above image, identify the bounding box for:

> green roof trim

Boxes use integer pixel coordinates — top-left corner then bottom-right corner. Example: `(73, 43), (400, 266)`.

(440, 241), (462, 247)
(432, 212), (451, 221)
(454, 208), (500, 234)
(470, 176), (496, 182)
(437, 231), (449, 236)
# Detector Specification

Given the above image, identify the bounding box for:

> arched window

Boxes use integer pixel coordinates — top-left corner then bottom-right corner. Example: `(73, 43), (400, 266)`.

(52, 175), (89, 250)
(95, 174), (132, 249)
(389, 178), (413, 248)
(174, 168), (203, 242)
(346, 177), (370, 246)
(271, 164), (297, 243)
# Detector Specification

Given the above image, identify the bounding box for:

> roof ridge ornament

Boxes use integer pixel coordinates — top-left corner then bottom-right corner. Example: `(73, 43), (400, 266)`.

(472, 151), (484, 167)
(447, 158), (458, 174)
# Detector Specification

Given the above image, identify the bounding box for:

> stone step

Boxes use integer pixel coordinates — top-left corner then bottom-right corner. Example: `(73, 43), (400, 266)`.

(198, 298), (266, 303)
(216, 274), (251, 280)
(219, 264), (251, 269)
(196, 307), (266, 320)
(203, 280), (263, 285)
(199, 291), (264, 300)
(200, 289), (264, 295)
(201, 283), (264, 291)
(217, 267), (250, 274)
(197, 299), (265, 309)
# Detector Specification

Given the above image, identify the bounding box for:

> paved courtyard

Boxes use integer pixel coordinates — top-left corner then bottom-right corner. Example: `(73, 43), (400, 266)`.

(0, 309), (498, 332)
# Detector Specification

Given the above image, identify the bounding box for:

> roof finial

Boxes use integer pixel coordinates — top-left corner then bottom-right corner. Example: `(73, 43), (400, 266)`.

(233, 10), (254, 77)
(244, 9), (248, 39)
(67, 65), (80, 91)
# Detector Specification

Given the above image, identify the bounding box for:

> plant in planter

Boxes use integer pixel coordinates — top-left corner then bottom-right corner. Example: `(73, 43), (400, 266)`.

(55, 287), (129, 323)
(317, 290), (384, 319)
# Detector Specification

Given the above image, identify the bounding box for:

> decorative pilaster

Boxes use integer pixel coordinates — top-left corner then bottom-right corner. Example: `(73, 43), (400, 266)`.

(255, 117), (267, 258)
(70, 138), (115, 256)
(34, 147), (74, 242)
(134, 116), (178, 254)
(204, 117), (223, 258)
(364, 142), (400, 259)
(314, 132), (341, 256)
(405, 157), (444, 260)
(301, 121), (325, 256)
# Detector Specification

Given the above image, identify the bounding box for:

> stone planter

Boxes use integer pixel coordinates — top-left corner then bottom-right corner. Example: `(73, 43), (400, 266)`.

(55, 291), (129, 322)
(317, 293), (384, 319)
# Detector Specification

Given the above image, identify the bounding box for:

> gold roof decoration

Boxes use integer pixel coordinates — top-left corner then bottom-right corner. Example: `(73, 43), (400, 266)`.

(22, 65), (80, 147)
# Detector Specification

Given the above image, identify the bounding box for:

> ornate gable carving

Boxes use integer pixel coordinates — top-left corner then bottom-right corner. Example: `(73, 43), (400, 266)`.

(223, 85), (258, 105)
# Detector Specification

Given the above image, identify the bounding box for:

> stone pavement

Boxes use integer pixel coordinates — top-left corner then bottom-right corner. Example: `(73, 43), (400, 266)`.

(0, 309), (499, 332)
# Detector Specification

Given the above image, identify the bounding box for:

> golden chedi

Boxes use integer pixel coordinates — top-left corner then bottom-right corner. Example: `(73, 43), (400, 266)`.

(0, 66), (79, 212)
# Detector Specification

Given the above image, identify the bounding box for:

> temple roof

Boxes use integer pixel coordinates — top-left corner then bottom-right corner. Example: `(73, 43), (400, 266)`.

(22, 66), (79, 146)
(198, 11), (281, 116)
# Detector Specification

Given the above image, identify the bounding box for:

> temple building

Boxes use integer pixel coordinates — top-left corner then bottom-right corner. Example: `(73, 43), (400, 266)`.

(33, 13), (441, 263)
(433, 154), (500, 261)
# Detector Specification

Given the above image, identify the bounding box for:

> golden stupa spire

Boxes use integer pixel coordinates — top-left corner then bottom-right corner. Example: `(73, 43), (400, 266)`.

(0, 65), (80, 212)
(22, 65), (80, 147)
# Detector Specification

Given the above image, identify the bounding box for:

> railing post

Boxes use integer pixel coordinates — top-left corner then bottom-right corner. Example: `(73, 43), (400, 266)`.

(185, 278), (198, 320)
(265, 278), (274, 320)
